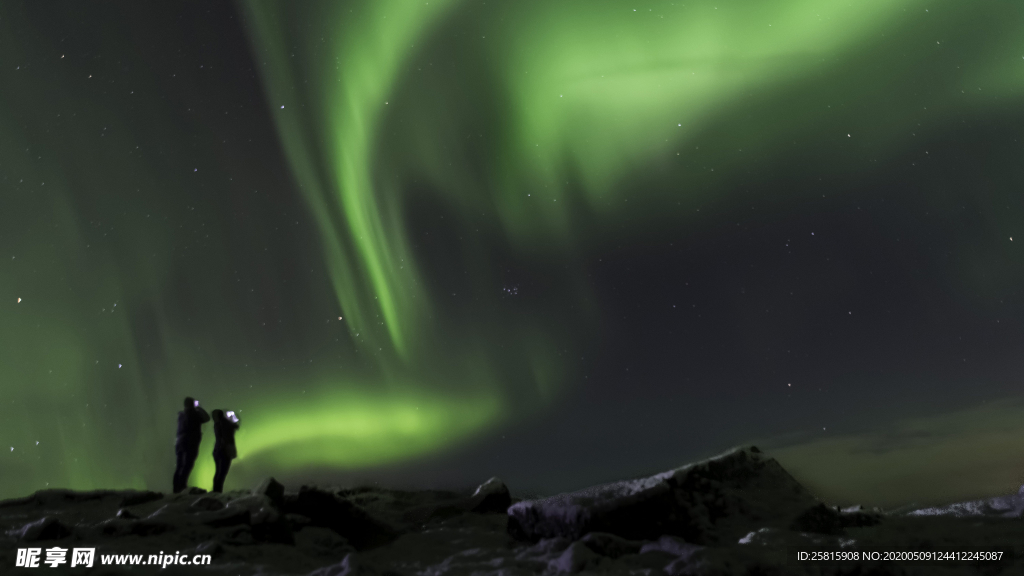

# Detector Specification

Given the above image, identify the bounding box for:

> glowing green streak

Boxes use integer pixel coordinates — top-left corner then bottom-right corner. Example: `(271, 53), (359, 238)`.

(244, 1), (459, 357)
(325, 2), (454, 358)
(531, 1), (913, 211)
(420, 0), (934, 245)
(189, 387), (499, 489)
(246, 389), (498, 467)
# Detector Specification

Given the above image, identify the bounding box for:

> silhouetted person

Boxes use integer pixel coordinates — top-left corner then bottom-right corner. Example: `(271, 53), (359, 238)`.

(211, 409), (240, 493)
(173, 396), (210, 493)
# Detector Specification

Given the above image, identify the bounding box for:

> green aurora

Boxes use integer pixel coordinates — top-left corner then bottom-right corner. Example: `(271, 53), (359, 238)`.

(0, 0), (1022, 501)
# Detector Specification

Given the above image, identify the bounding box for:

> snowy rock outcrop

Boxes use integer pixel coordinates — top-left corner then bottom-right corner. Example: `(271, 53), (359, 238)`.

(507, 445), (821, 544)
(907, 491), (1024, 518)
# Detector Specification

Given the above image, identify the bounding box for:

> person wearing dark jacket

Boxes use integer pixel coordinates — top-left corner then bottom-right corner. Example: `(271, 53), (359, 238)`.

(173, 396), (210, 493)
(211, 409), (240, 493)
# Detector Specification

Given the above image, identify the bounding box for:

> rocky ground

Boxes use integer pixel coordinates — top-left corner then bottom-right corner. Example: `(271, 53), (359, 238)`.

(1, 446), (1022, 575)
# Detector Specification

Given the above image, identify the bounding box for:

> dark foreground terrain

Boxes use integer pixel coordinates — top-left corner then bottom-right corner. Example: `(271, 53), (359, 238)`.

(2, 447), (1022, 575)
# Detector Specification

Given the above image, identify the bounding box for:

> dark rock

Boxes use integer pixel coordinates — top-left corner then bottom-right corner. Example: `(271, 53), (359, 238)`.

(549, 541), (602, 573)
(520, 537), (571, 556)
(95, 517), (132, 537)
(211, 494), (291, 542)
(800, 502), (883, 532)
(185, 487), (207, 495)
(195, 540), (224, 558)
(131, 521), (171, 536)
(840, 507), (883, 528)
(132, 496), (256, 531)
(223, 524), (255, 545)
(16, 516), (72, 541)
(120, 490), (163, 507)
(190, 496), (226, 511)
(468, 477), (512, 514)
(92, 516), (171, 538)
(226, 493), (274, 511)
(287, 513), (312, 528)
(665, 553), (706, 576)
(507, 446), (820, 544)
(202, 506), (251, 528)
(144, 503), (179, 521)
(253, 477), (286, 508)
(638, 535), (703, 559)
(115, 508), (137, 519)
(307, 553), (376, 576)
(790, 504), (844, 535)
(284, 487), (397, 550)
(578, 531), (643, 559)
(394, 480), (509, 525)
(121, 516), (171, 537)
(295, 526), (354, 555)
(425, 505), (464, 522)
(251, 504), (294, 544)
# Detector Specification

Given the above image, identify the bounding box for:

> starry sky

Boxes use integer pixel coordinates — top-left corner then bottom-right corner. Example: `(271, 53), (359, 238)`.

(1, 0), (1023, 507)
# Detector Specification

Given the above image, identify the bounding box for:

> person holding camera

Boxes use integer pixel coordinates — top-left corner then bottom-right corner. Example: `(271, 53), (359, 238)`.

(211, 409), (240, 493)
(173, 397), (210, 493)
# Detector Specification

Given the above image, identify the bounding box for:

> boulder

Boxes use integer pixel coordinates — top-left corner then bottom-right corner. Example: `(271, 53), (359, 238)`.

(577, 531), (643, 559)
(253, 477), (286, 508)
(115, 508), (138, 519)
(549, 541), (602, 573)
(250, 504), (294, 544)
(16, 516), (72, 541)
(507, 446), (820, 544)
(295, 526), (354, 556)
(468, 477), (511, 514)
(284, 486), (397, 550)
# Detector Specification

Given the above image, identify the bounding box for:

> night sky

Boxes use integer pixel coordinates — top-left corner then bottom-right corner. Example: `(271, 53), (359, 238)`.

(2, 1), (1023, 507)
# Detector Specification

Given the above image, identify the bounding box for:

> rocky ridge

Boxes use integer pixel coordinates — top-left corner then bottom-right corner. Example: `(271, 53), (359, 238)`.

(0, 446), (1020, 575)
